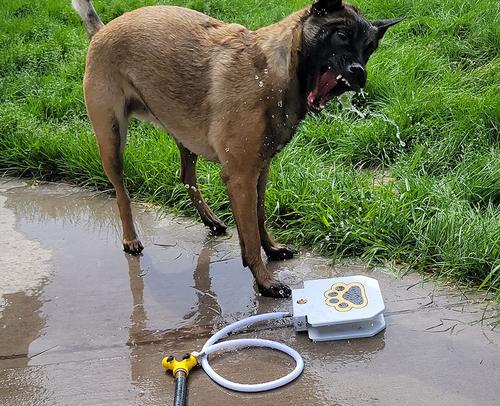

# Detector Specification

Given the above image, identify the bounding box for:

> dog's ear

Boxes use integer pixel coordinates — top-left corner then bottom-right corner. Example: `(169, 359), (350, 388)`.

(373, 17), (404, 39)
(311, 0), (343, 16)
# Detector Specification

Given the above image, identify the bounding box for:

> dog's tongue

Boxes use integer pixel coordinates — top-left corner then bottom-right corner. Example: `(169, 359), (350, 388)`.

(307, 70), (338, 109)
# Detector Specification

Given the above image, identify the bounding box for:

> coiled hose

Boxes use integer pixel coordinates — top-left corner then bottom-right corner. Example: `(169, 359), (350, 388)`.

(195, 311), (304, 392)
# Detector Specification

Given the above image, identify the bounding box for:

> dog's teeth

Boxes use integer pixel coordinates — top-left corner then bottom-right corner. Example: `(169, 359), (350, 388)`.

(341, 77), (351, 86)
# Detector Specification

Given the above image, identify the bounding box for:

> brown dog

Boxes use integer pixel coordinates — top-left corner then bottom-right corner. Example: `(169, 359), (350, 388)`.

(73, 0), (401, 297)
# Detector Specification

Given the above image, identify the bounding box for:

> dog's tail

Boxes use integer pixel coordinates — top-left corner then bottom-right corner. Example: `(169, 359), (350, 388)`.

(72, 0), (104, 40)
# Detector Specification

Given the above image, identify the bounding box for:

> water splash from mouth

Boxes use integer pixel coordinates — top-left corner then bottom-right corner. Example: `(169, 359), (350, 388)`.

(324, 92), (405, 148)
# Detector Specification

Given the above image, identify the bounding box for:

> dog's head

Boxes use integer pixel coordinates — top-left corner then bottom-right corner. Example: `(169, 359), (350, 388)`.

(300, 0), (403, 111)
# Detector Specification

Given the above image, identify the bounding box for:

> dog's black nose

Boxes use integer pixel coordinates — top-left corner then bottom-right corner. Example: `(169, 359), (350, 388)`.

(347, 63), (366, 86)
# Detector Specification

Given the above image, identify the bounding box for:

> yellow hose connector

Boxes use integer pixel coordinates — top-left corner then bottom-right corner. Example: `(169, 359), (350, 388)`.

(162, 353), (198, 376)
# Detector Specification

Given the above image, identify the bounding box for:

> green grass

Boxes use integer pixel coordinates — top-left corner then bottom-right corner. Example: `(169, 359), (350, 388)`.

(0, 0), (499, 298)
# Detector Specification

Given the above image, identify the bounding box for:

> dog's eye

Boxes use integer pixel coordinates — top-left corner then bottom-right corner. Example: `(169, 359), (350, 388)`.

(337, 31), (349, 41)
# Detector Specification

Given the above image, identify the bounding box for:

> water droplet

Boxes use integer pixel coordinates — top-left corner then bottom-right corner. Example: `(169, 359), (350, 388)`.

(325, 235), (331, 241)
(190, 185), (197, 192)
(264, 68), (269, 74)
(225, 147), (230, 152)
(277, 100), (283, 108)
(258, 81), (264, 87)
(184, 184), (190, 189)
(255, 75), (259, 80)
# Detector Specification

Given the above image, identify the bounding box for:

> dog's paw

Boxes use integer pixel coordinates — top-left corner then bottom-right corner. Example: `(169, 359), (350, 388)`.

(265, 245), (298, 261)
(258, 279), (292, 298)
(123, 238), (144, 255)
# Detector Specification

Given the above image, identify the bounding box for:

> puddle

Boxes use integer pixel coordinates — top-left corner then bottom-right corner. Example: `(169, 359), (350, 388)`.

(0, 179), (498, 406)
(0, 181), (52, 316)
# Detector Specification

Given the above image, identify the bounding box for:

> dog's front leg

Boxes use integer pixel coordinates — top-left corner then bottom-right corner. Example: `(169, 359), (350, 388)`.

(258, 164), (298, 261)
(222, 167), (291, 298)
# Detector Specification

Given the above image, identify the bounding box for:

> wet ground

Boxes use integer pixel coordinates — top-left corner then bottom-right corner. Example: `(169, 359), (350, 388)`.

(0, 178), (499, 406)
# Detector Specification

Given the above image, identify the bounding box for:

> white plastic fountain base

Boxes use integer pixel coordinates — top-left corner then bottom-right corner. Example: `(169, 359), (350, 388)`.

(292, 275), (386, 341)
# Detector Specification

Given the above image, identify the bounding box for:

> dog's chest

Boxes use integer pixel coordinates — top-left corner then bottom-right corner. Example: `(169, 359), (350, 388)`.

(261, 92), (306, 158)
(265, 119), (295, 154)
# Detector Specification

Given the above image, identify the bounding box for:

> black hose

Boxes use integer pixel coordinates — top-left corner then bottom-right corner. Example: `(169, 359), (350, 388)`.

(173, 371), (187, 406)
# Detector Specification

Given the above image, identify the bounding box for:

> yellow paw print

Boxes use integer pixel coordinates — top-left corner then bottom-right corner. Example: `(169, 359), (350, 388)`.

(324, 282), (368, 312)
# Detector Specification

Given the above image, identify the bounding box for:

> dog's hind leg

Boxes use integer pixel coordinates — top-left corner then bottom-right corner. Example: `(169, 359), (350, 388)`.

(177, 142), (227, 235)
(257, 164), (297, 261)
(86, 94), (143, 254)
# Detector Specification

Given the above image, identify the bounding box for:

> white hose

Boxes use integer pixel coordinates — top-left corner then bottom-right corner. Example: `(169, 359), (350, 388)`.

(195, 311), (304, 392)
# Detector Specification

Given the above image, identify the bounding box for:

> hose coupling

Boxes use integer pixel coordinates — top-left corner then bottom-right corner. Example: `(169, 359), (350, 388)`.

(162, 353), (198, 377)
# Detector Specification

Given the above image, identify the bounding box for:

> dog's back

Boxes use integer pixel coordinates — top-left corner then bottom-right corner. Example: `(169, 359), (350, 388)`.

(81, 4), (260, 158)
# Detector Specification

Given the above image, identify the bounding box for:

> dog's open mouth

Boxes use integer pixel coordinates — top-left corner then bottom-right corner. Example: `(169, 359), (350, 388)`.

(307, 67), (360, 111)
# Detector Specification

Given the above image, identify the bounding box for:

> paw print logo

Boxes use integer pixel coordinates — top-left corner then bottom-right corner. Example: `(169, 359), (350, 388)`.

(324, 282), (368, 312)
